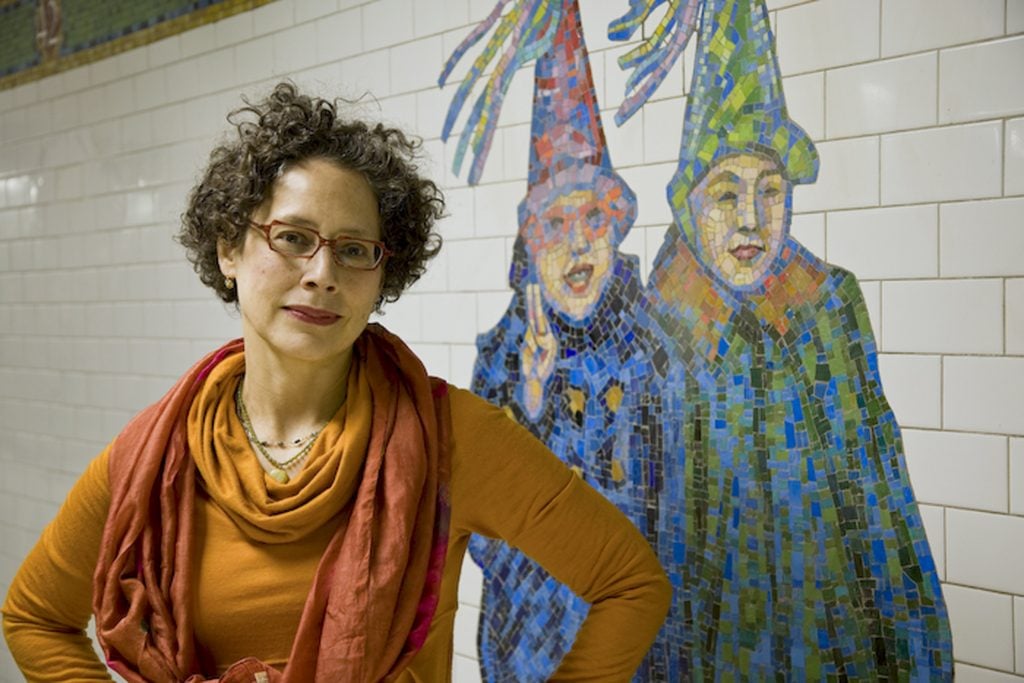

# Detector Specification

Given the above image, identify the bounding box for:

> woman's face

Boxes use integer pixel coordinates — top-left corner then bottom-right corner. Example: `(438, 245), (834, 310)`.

(217, 158), (383, 369)
(526, 189), (616, 321)
(688, 153), (790, 287)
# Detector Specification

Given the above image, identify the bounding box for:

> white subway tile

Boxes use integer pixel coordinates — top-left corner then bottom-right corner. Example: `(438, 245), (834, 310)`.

(502, 123), (530, 182)
(458, 552), (483, 608)
(826, 205), (937, 279)
(1012, 439), (1024, 517)
(947, 509), (1024, 594)
(446, 238), (508, 291)
(294, 0), (337, 23)
(453, 602), (480, 659)
(214, 9), (254, 47)
(789, 212), (825, 258)
(1012, 0), (1024, 34)
(252, 0), (294, 36)
(414, 0), (469, 38)
(643, 97), (685, 164)
(1006, 118), (1024, 196)
(438, 186), (475, 241)
(314, 8), (363, 63)
(943, 583), (1014, 670)
(147, 35), (181, 68)
(477, 290), (514, 337)
(416, 84), (450, 143)
(793, 137), (879, 212)
(339, 50), (391, 98)
(420, 292), (478, 343)
(364, 0), (414, 50)
(775, 0), (879, 75)
(941, 198), (1024, 277)
(409, 342), (450, 377)
(859, 280), (881, 335)
(604, 99), (646, 168)
(945, 357), (1024, 434)
(272, 24), (319, 75)
(882, 280), (1002, 354)
(453, 654), (483, 683)
(165, 58), (202, 102)
(881, 123), (1002, 204)
(180, 23), (216, 59)
(391, 36), (445, 95)
(1016, 596), (1024, 675)
(877, 353), (941, 429)
(826, 53), (937, 137)
(619, 162), (675, 228)
(781, 72), (824, 141)
(917, 504), (945, 579)
(580, 0), (631, 54)
(902, 429), (1007, 511)
(375, 293), (421, 341)
(449, 344), (477, 390)
(881, 0), (1005, 57)
(472, 180), (524, 238)
(940, 37), (1024, 123)
(133, 68), (168, 109)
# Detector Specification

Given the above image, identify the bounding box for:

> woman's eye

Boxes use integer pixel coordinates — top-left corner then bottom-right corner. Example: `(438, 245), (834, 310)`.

(761, 186), (781, 198)
(716, 191), (738, 203)
(340, 242), (370, 258)
(276, 231), (313, 247)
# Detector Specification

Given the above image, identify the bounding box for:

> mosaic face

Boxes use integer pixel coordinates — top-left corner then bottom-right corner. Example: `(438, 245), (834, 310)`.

(688, 152), (790, 287)
(526, 189), (613, 320)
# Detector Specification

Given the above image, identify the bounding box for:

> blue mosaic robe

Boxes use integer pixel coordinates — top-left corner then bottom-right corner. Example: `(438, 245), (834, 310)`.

(469, 252), (662, 682)
(645, 236), (953, 681)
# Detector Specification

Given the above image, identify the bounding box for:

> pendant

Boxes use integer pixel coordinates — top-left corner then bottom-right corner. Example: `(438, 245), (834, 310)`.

(269, 468), (289, 484)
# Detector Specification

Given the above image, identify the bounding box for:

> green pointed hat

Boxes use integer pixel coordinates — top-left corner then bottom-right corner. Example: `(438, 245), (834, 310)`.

(667, 0), (818, 216)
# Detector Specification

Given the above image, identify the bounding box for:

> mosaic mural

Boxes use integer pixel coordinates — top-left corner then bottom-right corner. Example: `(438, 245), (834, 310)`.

(0, 0), (274, 91)
(442, 0), (953, 680)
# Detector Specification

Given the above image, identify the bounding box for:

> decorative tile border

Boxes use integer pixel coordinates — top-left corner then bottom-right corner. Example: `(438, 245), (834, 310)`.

(0, 0), (276, 92)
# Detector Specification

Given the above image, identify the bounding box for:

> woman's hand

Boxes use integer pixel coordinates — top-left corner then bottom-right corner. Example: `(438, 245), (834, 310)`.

(522, 283), (557, 419)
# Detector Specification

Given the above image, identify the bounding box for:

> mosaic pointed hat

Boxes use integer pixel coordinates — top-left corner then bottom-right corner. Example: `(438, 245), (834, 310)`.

(667, 0), (818, 218)
(517, 0), (636, 250)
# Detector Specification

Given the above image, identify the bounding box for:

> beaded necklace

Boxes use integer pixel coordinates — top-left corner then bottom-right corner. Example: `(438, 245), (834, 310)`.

(235, 382), (325, 484)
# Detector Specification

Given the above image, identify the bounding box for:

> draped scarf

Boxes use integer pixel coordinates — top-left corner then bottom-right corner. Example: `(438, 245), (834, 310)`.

(92, 324), (452, 682)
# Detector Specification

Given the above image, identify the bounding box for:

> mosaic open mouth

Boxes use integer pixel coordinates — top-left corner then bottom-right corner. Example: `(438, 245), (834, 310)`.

(564, 263), (594, 293)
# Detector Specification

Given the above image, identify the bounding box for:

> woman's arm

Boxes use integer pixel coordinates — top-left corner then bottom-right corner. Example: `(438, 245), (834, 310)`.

(447, 388), (671, 681)
(2, 448), (114, 681)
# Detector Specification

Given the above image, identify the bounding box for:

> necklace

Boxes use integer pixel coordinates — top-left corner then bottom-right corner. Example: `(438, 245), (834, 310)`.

(234, 382), (325, 484)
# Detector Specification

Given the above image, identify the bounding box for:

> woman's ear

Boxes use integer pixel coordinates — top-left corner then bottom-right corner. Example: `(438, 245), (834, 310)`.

(217, 238), (240, 279)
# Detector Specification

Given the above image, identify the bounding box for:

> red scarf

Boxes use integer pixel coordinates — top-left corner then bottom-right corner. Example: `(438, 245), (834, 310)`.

(92, 324), (451, 682)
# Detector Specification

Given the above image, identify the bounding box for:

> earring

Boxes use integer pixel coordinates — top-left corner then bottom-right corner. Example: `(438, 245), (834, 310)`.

(225, 277), (235, 290)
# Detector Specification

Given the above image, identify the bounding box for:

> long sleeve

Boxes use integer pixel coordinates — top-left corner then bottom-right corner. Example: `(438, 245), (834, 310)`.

(2, 447), (114, 682)
(447, 388), (671, 681)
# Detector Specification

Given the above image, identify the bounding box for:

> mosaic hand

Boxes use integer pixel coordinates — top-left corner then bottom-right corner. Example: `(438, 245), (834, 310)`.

(522, 283), (557, 419)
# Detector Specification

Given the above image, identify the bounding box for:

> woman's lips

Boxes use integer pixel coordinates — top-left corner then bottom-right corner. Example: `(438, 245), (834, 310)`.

(284, 305), (341, 326)
(563, 264), (594, 294)
(729, 244), (764, 261)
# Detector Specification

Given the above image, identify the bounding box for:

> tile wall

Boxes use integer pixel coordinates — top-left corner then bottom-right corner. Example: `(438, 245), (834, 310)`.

(0, 0), (1021, 680)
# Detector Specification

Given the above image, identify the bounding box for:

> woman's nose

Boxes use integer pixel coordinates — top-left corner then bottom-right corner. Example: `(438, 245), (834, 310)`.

(301, 245), (339, 291)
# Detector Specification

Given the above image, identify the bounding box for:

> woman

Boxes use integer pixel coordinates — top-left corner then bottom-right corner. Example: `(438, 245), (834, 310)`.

(2, 82), (670, 682)
(644, 0), (952, 679)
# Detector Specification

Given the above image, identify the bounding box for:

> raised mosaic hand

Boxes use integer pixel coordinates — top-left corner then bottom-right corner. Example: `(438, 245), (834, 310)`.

(522, 283), (557, 420)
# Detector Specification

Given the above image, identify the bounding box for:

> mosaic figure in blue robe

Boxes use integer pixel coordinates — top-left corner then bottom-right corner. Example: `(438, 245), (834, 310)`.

(639, 0), (954, 678)
(440, 0), (660, 679)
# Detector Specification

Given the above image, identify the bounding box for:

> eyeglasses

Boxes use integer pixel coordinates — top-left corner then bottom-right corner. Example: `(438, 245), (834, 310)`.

(249, 220), (391, 271)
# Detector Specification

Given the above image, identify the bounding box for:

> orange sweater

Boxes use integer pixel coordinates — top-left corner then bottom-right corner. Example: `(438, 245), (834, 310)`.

(3, 387), (670, 681)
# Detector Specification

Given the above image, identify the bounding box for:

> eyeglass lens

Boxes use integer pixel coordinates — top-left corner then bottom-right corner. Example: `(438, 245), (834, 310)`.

(267, 224), (382, 269)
